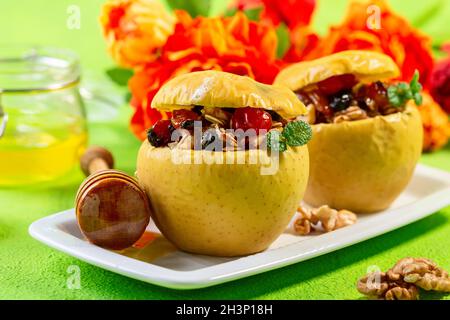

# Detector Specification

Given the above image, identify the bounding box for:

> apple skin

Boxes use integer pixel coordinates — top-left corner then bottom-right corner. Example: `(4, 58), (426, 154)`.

(136, 141), (309, 257)
(304, 105), (423, 213)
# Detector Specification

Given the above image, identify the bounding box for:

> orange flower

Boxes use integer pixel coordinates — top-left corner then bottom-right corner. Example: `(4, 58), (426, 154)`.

(100, 0), (175, 68)
(418, 92), (450, 152)
(304, 0), (433, 86)
(129, 10), (281, 140)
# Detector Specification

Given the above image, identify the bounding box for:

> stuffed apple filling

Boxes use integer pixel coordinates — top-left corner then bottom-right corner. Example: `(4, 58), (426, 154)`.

(295, 72), (422, 125)
(147, 106), (312, 152)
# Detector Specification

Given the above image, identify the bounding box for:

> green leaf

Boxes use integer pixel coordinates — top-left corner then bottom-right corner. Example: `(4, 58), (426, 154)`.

(413, 93), (423, 106)
(166, 0), (212, 17)
(106, 67), (133, 87)
(387, 82), (412, 107)
(282, 121), (313, 147)
(224, 7), (237, 17)
(388, 70), (423, 107)
(410, 70), (422, 92)
(275, 22), (290, 59)
(267, 130), (287, 152)
(243, 7), (262, 21)
(124, 91), (132, 103)
(409, 70), (423, 106)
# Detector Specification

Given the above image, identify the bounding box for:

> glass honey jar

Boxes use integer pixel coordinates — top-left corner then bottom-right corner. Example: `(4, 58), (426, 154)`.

(0, 46), (87, 186)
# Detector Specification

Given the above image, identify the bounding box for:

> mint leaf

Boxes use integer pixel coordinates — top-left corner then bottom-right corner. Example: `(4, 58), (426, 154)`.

(409, 70), (422, 92)
(275, 22), (290, 59)
(166, 0), (212, 17)
(413, 92), (423, 106)
(388, 71), (423, 107)
(282, 121), (312, 146)
(106, 67), (133, 87)
(410, 70), (423, 106)
(267, 130), (287, 152)
(387, 82), (412, 107)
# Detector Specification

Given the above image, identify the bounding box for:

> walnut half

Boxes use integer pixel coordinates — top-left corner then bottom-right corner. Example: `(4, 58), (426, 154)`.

(293, 205), (357, 235)
(387, 257), (450, 292)
(357, 271), (419, 300)
(357, 257), (450, 300)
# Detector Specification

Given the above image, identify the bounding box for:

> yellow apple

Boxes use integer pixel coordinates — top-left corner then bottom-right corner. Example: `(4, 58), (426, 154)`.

(304, 106), (423, 213)
(136, 141), (309, 256)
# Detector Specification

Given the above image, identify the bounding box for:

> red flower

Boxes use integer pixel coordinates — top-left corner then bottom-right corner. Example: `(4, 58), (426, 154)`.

(129, 10), (281, 140)
(231, 0), (316, 29)
(283, 25), (320, 63)
(230, 0), (319, 63)
(260, 0), (316, 30)
(430, 43), (450, 114)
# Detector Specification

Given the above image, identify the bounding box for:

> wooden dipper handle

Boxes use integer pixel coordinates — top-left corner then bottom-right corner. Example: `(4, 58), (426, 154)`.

(80, 146), (115, 176)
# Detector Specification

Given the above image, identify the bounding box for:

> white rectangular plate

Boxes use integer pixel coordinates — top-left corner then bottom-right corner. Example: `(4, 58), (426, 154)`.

(29, 164), (450, 290)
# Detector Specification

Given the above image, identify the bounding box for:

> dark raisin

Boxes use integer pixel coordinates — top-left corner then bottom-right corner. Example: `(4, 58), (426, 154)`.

(329, 90), (353, 111)
(180, 119), (195, 131)
(201, 130), (217, 149)
(192, 105), (203, 115)
(267, 110), (283, 122)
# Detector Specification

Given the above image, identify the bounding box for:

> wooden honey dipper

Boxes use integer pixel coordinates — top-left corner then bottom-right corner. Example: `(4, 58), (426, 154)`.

(75, 146), (151, 250)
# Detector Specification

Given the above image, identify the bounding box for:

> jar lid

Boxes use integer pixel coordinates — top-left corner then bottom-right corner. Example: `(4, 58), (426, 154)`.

(0, 45), (81, 94)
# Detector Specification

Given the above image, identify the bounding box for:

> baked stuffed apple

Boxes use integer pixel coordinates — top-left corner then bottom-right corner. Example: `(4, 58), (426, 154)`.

(136, 70), (312, 256)
(275, 50), (423, 213)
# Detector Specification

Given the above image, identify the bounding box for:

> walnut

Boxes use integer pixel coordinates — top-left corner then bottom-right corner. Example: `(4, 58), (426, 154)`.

(333, 106), (368, 123)
(293, 218), (311, 235)
(357, 272), (389, 297)
(335, 209), (358, 229)
(357, 257), (450, 300)
(357, 271), (419, 300)
(293, 205), (356, 235)
(203, 107), (231, 125)
(387, 257), (450, 292)
(293, 206), (313, 235)
(311, 205), (357, 232)
(384, 283), (419, 300)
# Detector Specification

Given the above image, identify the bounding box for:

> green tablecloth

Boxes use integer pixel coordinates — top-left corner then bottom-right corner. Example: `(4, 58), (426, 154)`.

(0, 0), (449, 299)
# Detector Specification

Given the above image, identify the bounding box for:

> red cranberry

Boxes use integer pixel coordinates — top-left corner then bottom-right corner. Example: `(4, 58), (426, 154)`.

(317, 74), (357, 96)
(230, 107), (272, 133)
(147, 120), (172, 147)
(366, 81), (389, 108)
